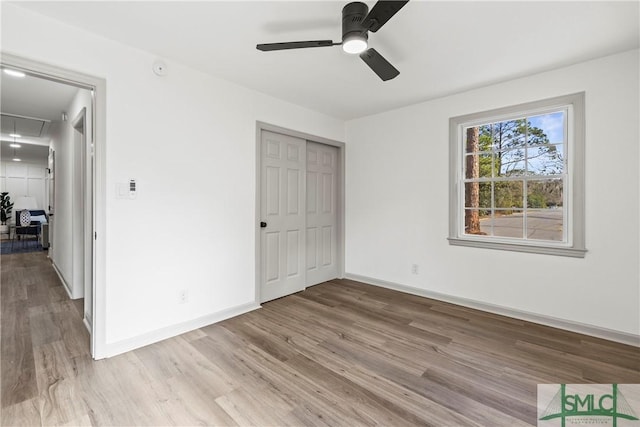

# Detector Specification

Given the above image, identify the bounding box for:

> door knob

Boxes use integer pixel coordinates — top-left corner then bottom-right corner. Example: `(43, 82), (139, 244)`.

(260, 221), (267, 228)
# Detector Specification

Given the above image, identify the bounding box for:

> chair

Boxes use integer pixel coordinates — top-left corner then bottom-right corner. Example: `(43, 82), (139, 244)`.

(12, 209), (41, 249)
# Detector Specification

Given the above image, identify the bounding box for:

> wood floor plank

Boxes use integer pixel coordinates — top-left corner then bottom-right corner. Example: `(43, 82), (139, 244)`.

(2, 252), (639, 426)
(285, 353), (429, 427)
(293, 339), (484, 427)
(134, 334), (237, 399)
(215, 384), (293, 426)
(226, 340), (384, 426)
(1, 300), (38, 407)
(33, 340), (89, 426)
(157, 375), (239, 426)
(29, 307), (62, 347)
(0, 397), (42, 426)
(1, 270), (28, 306)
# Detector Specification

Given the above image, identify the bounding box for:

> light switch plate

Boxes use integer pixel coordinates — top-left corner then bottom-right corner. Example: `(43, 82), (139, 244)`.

(116, 183), (129, 199)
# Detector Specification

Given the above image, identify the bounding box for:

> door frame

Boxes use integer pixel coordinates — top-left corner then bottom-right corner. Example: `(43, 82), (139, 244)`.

(71, 108), (86, 301)
(1, 53), (107, 359)
(255, 121), (345, 304)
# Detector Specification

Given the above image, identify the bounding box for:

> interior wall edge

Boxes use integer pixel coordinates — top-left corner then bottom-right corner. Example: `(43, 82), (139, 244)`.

(100, 301), (261, 359)
(344, 273), (640, 348)
(51, 259), (73, 300)
(83, 316), (92, 334)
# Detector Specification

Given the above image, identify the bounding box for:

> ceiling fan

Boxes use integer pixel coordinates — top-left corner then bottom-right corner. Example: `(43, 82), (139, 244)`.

(256, 1), (409, 81)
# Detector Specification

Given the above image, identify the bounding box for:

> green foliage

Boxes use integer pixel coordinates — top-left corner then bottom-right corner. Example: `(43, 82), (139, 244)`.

(494, 181), (523, 209)
(467, 118), (564, 213)
(528, 180), (563, 208)
(476, 119), (562, 178)
(527, 193), (547, 209)
(0, 192), (14, 225)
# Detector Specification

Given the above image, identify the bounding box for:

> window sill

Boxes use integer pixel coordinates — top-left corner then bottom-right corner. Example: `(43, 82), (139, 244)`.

(447, 237), (587, 258)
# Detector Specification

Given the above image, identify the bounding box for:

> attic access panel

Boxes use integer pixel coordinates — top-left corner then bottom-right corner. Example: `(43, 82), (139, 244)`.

(1, 114), (50, 138)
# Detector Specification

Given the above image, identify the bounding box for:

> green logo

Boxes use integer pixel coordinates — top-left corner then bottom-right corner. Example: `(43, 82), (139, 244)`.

(539, 384), (639, 427)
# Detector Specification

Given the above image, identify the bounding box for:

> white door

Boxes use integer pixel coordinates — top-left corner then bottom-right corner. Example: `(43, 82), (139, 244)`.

(306, 142), (338, 286)
(260, 131), (306, 302)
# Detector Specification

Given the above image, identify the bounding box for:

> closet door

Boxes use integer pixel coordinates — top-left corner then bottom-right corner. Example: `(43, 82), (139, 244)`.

(306, 142), (338, 286)
(260, 131), (306, 302)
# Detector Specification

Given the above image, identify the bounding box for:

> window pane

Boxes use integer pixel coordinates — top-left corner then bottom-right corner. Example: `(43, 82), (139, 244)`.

(498, 149), (526, 176)
(528, 112), (564, 145)
(464, 182), (491, 208)
(526, 209), (563, 241)
(464, 209), (490, 235)
(464, 126), (480, 153)
(464, 153), (493, 178)
(491, 119), (526, 151)
(479, 212), (492, 236)
(478, 124), (494, 152)
(466, 125), (496, 153)
(527, 179), (563, 208)
(493, 210), (524, 238)
(494, 181), (523, 209)
(527, 144), (564, 175)
(480, 211), (493, 236)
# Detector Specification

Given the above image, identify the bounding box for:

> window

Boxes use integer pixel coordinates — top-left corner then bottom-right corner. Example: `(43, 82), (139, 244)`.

(448, 93), (586, 257)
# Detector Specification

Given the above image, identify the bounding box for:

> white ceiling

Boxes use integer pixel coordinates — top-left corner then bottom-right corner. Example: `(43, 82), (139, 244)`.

(0, 139), (49, 164)
(11, 1), (640, 120)
(1, 71), (79, 156)
(1, 72), (79, 123)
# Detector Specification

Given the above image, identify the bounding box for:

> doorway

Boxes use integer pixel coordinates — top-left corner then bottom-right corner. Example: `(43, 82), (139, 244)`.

(71, 108), (93, 329)
(1, 53), (106, 358)
(256, 123), (345, 303)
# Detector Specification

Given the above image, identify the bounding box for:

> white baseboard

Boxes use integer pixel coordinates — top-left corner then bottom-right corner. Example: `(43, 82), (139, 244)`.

(102, 301), (261, 358)
(51, 261), (73, 300)
(83, 314), (92, 334)
(344, 273), (640, 347)
(52, 260), (92, 335)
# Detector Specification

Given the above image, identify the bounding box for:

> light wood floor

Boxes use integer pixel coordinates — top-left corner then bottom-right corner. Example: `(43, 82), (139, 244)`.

(2, 251), (639, 426)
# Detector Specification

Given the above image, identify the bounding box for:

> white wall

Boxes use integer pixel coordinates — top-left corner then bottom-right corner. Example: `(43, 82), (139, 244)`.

(1, 3), (345, 354)
(0, 161), (47, 220)
(48, 88), (91, 301)
(48, 119), (74, 291)
(345, 50), (640, 337)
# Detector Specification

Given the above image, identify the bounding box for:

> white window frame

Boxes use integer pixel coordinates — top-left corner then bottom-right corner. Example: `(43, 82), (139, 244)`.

(448, 93), (586, 258)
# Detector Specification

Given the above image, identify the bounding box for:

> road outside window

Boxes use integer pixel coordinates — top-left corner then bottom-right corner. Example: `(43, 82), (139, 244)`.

(448, 93), (586, 257)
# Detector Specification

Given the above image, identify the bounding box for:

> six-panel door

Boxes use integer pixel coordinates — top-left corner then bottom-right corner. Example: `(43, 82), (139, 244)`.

(306, 142), (338, 286)
(260, 131), (306, 302)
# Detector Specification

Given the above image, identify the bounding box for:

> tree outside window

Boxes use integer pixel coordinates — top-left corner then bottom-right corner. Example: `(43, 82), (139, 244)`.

(449, 93), (586, 257)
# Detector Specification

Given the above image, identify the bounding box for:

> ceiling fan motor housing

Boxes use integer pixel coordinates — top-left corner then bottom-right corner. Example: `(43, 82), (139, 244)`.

(342, 2), (369, 43)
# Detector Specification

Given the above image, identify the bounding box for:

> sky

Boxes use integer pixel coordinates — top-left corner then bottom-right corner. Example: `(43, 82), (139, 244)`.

(528, 111), (564, 144)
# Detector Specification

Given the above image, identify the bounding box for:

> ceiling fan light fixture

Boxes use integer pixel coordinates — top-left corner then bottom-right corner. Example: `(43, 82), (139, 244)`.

(342, 35), (368, 54)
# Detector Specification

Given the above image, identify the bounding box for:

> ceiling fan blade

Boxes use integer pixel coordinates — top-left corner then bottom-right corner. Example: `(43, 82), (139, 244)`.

(363, 0), (410, 32)
(359, 48), (399, 81)
(256, 40), (336, 51)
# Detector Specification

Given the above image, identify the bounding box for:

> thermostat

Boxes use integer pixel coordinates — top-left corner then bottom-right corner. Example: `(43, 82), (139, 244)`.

(129, 179), (137, 199)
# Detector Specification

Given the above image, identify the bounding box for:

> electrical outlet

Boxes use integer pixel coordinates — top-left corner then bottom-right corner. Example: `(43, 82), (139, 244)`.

(179, 289), (188, 304)
(411, 264), (419, 275)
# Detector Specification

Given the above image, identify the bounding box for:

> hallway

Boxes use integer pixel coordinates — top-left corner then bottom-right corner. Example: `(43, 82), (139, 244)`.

(1, 251), (88, 423)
